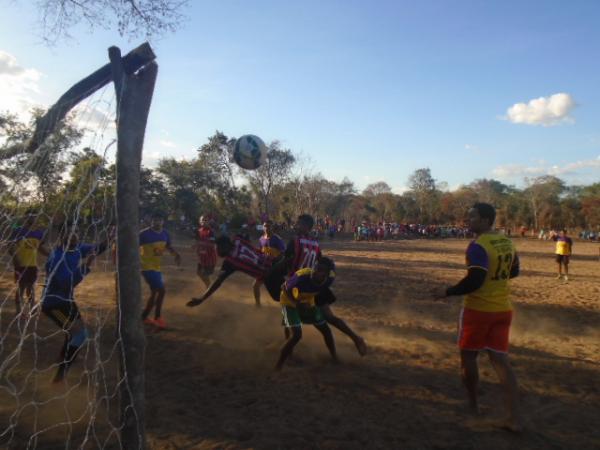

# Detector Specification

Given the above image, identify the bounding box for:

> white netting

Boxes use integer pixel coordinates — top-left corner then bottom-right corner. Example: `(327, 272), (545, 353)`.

(0, 86), (132, 449)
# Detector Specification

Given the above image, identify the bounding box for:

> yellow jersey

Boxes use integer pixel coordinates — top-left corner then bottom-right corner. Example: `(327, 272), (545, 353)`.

(464, 233), (516, 313)
(554, 236), (572, 255)
(139, 228), (171, 271)
(12, 228), (45, 267)
(280, 267), (335, 307)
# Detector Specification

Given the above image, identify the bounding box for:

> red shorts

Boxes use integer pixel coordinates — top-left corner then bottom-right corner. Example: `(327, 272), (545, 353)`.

(458, 308), (513, 353)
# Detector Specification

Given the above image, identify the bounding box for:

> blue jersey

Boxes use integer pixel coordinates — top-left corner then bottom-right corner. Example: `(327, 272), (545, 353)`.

(43, 243), (101, 304)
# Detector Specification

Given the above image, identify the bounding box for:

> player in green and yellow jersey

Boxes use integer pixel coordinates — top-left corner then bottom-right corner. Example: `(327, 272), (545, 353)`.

(276, 257), (338, 370)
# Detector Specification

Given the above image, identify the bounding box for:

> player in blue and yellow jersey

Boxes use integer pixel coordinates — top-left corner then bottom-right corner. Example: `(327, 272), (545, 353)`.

(276, 257), (338, 370)
(552, 228), (573, 281)
(139, 213), (181, 329)
(9, 212), (49, 315)
(253, 220), (285, 307)
(271, 214), (367, 356)
(439, 203), (522, 432)
(42, 229), (108, 383)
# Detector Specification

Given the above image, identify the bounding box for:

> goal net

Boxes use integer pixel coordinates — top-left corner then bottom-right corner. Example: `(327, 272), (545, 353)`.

(0, 85), (131, 449)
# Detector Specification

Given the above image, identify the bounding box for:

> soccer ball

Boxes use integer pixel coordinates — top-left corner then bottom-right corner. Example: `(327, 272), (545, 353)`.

(232, 135), (267, 170)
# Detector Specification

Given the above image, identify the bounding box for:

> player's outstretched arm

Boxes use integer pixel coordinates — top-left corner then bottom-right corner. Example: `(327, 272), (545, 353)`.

(187, 272), (228, 307)
(167, 244), (181, 266)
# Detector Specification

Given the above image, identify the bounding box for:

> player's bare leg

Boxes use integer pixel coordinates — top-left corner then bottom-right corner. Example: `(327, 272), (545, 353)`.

(314, 322), (339, 364)
(154, 287), (166, 320)
(141, 291), (157, 321)
(14, 286), (23, 315)
(54, 319), (87, 383)
(252, 279), (262, 307)
(26, 284), (35, 309)
(321, 305), (367, 356)
(460, 350), (480, 414)
(276, 327), (302, 370)
(556, 262), (562, 279)
(487, 350), (523, 432)
(196, 266), (211, 289)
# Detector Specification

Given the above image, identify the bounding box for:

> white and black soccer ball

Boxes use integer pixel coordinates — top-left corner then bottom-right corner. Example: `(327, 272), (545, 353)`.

(232, 134), (267, 170)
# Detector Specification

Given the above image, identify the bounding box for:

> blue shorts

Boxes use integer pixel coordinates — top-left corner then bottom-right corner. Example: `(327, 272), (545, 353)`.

(142, 270), (164, 290)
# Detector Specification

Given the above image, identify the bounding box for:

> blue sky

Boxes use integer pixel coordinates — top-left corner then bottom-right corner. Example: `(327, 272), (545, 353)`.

(1, 0), (599, 192)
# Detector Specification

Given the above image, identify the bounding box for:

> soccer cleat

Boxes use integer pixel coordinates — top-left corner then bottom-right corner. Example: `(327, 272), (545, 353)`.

(556, 274), (562, 279)
(153, 317), (167, 329)
(564, 275), (569, 281)
(143, 317), (157, 326)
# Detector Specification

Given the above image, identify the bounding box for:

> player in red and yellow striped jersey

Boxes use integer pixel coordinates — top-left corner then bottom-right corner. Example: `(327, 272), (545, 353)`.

(187, 235), (285, 307)
(195, 216), (217, 289)
(439, 203), (522, 432)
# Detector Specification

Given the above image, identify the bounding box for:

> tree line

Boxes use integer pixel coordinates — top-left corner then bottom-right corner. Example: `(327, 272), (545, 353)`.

(1, 111), (599, 231)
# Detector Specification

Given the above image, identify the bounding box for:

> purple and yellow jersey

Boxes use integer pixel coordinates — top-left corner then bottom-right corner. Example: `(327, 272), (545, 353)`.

(259, 234), (285, 258)
(139, 228), (171, 271)
(554, 236), (572, 255)
(464, 233), (517, 313)
(12, 227), (45, 267)
(280, 267), (335, 308)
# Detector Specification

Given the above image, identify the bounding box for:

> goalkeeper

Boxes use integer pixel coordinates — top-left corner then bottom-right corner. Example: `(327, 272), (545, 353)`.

(41, 229), (108, 383)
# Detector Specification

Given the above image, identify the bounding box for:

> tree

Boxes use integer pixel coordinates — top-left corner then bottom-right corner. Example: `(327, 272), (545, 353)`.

(580, 183), (600, 228)
(197, 131), (238, 189)
(59, 147), (116, 227)
(524, 176), (565, 229)
(139, 167), (171, 218)
(362, 181), (392, 197)
(34, 0), (189, 44)
(0, 109), (83, 201)
(244, 141), (295, 218)
(407, 168), (440, 223)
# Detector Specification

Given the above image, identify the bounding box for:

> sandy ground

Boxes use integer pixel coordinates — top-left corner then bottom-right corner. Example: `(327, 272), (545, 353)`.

(1, 236), (599, 449)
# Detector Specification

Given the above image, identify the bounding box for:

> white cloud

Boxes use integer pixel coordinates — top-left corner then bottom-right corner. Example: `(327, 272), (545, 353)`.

(392, 185), (408, 195)
(159, 139), (176, 148)
(492, 156), (600, 182)
(504, 93), (575, 126)
(72, 103), (115, 131)
(0, 50), (43, 119)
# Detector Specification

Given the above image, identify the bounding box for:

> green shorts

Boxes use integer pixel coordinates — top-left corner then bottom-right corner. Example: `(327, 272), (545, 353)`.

(282, 305), (325, 328)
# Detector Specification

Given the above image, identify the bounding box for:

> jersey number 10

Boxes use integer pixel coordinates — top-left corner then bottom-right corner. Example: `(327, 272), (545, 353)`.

(301, 248), (318, 269)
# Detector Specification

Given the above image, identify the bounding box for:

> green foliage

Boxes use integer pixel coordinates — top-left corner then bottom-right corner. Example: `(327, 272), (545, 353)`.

(0, 109), (83, 201)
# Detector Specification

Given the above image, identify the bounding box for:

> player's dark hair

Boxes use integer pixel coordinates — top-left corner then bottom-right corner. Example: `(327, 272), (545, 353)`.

(151, 211), (164, 219)
(472, 202), (496, 225)
(316, 256), (335, 271)
(297, 214), (314, 229)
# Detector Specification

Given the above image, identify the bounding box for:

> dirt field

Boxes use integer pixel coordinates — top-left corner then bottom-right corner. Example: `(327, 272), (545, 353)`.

(1, 236), (599, 449)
